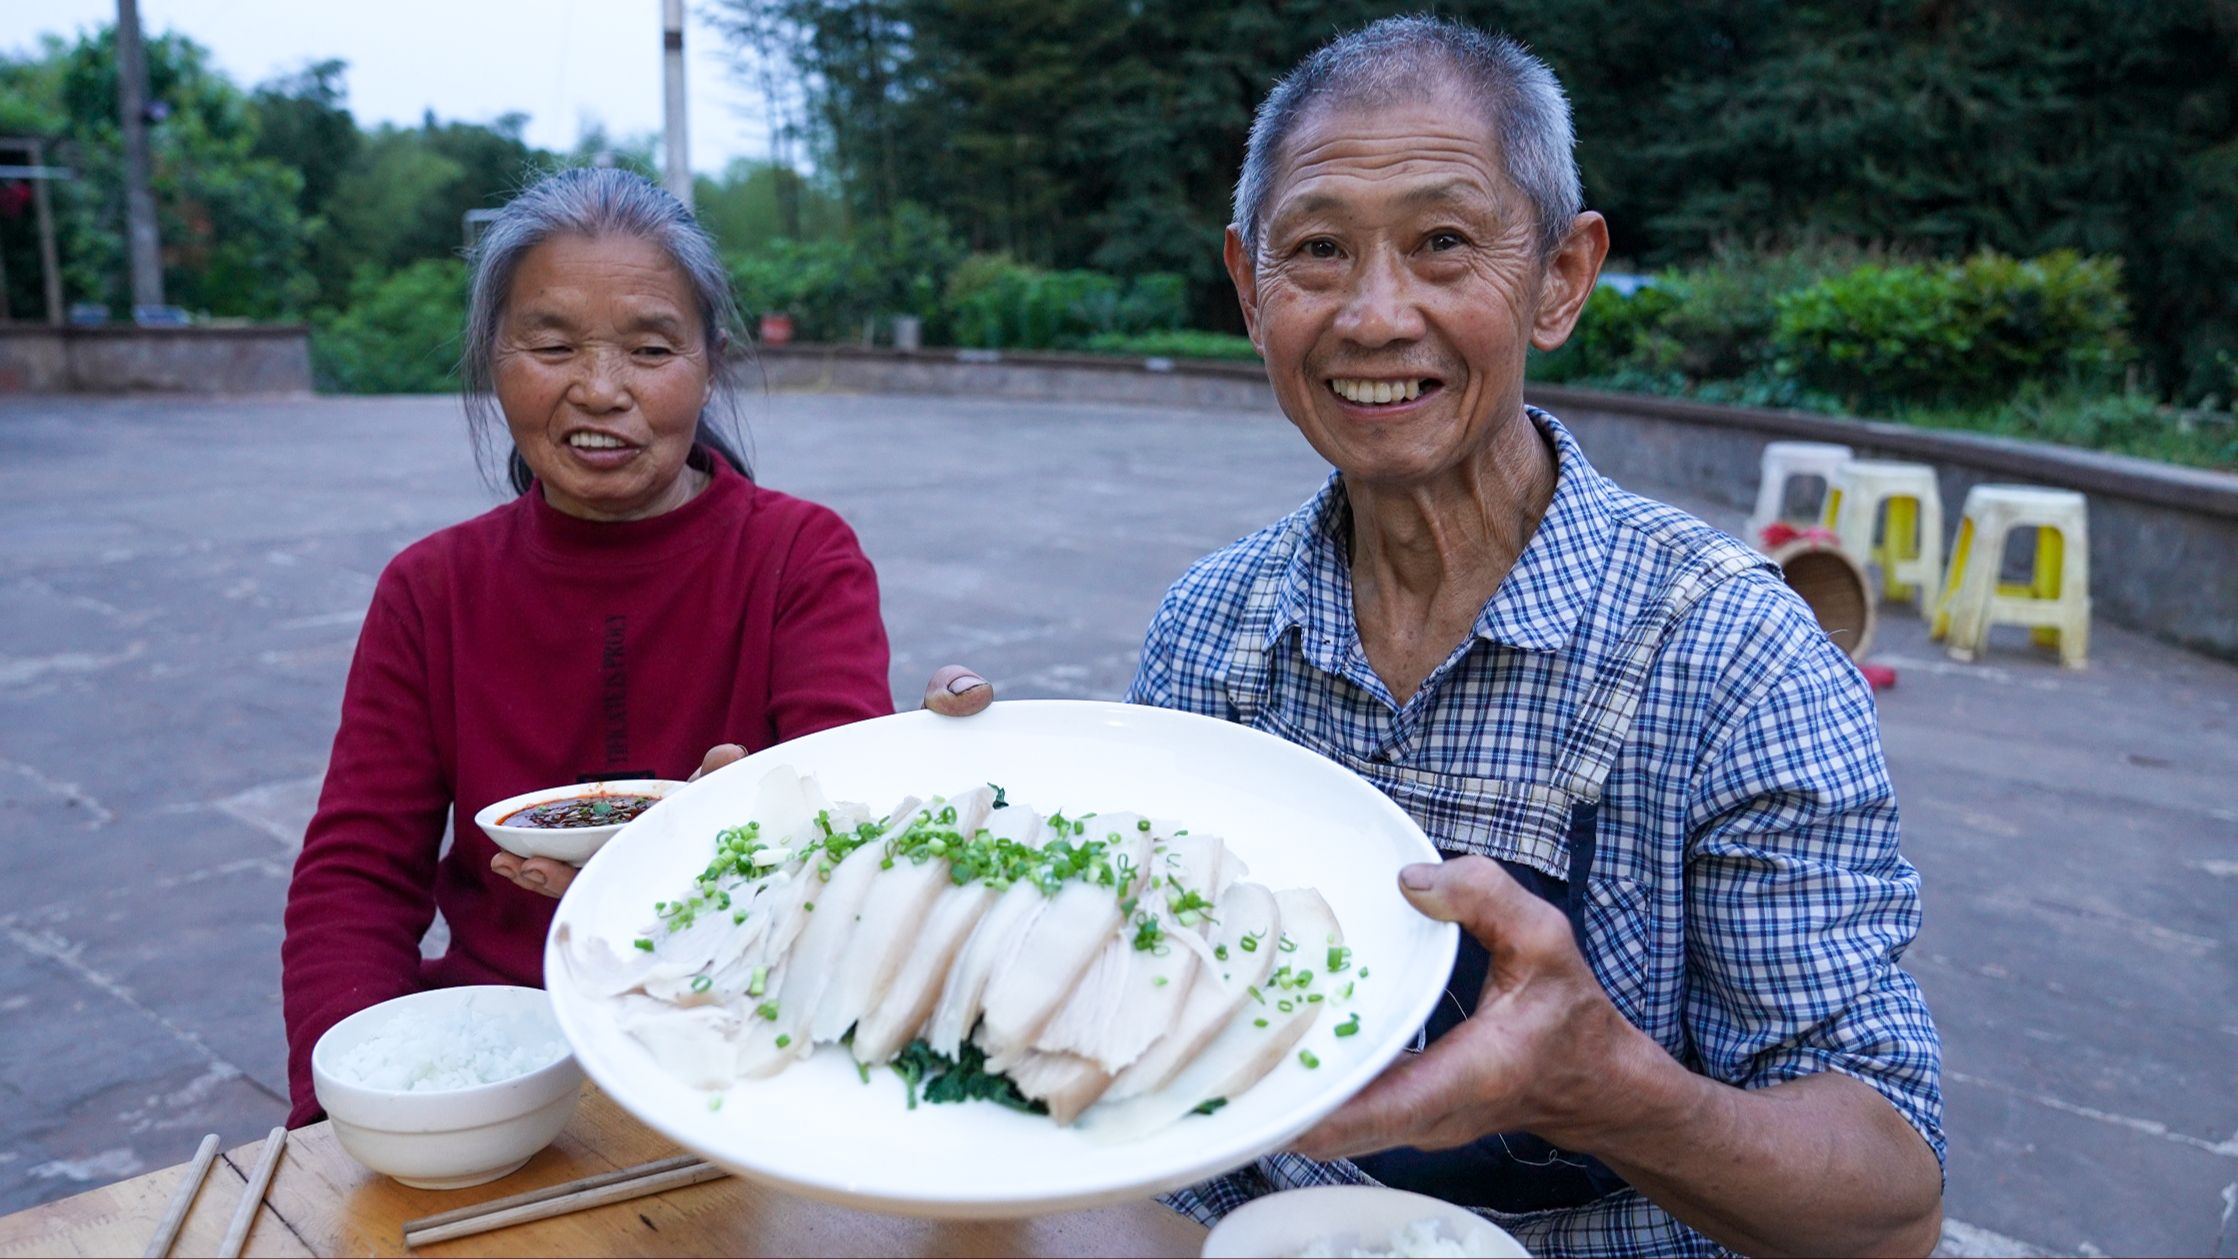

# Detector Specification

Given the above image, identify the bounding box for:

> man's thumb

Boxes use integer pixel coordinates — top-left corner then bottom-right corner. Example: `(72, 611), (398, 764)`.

(1396, 855), (1525, 945)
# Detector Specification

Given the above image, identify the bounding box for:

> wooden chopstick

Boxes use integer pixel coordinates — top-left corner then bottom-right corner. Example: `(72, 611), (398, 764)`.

(401, 1155), (727, 1248)
(141, 1133), (220, 1259)
(215, 1126), (288, 1259)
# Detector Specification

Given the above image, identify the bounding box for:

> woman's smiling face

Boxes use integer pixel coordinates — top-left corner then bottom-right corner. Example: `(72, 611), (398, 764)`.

(493, 233), (714, 521)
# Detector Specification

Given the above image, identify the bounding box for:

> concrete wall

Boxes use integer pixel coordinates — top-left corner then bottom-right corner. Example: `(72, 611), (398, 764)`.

(1533, 385), (2238, 662)
(0, 325), (312, 395)
(754, 345), (2238, 659)
(755, 342), (1277, 412)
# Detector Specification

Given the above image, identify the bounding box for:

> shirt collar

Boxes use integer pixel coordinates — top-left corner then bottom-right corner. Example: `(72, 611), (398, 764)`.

(1268, 407), (1615, 658)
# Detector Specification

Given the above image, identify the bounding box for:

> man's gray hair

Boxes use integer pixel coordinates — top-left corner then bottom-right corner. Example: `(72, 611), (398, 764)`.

(1232, 16), (1582, 261)
(460, 166), (750, 492)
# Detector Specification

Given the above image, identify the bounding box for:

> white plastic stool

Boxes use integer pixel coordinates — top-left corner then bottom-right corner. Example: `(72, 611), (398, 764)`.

(1821, 460), (1945, 617)
(1930, 485), (2091, 668)
(1746, 442), (1853, 544)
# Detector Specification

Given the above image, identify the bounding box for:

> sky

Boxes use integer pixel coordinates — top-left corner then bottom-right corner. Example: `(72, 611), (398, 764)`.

(0, 0), (777, 175)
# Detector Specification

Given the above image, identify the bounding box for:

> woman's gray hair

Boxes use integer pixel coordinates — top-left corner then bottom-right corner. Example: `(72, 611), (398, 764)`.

(1231, 16), (1582, 262)
(460, 166), (751, 492)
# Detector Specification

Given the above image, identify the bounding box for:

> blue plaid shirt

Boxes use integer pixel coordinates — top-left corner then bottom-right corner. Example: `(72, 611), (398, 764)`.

(1127, 409), (1943, 1258)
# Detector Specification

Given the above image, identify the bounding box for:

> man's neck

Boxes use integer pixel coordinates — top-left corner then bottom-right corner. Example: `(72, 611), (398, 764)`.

(1344, 414), (1559, 703)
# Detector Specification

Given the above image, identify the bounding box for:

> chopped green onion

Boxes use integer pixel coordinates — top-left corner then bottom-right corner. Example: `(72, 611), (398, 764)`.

(707, 1094), (724, 1111)
(747, 965), (768, 997)
(1253, 1017), (1268, 1028)
(1298, 1049), (1320, 1069)
(689, 974), (712, 993)
(1152, 975), (1169, 987)
(1334, 1013), (1361, 1037)
(1278, 933), (1298, 953)
(803, 901), (815, 912)
(1191, 1097), (1227, 1116)
(755, 1001), (780, 1021)
(632, 937), (654, 952)
(1137, 819), (1152, 832)
(1278, 998), (1294, 1012)
(1214, 944), (1229, 961)
(775, 1034), (792, 1049)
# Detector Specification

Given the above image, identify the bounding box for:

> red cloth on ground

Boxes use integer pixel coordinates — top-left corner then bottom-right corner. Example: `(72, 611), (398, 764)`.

(279, 457), (892, 1125)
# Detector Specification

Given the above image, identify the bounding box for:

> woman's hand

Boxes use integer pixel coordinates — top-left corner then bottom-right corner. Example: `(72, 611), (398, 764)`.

(488, 675), (991, 901)
(923, 664), (993, 716)
(489, 849), (576, 898)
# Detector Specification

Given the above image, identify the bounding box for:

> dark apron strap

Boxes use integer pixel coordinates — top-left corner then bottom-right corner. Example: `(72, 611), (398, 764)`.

(1352, 803), (1627, 1212)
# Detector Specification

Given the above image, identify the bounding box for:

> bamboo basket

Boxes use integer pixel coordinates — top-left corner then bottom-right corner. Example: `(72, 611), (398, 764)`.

(1765, 536), (1876, 662)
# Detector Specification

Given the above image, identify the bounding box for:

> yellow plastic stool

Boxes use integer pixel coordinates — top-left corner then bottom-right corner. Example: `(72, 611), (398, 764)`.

(1746, 441), (1853, 544)
(1930, 485), (2091, 668)
(1820, 460), (1945, 617)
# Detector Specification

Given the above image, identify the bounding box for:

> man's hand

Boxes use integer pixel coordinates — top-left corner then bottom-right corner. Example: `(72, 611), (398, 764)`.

(1292, 855), (1662, 1160)
(1295, 855), (1943, 1256)
(489, 671), (994, 901)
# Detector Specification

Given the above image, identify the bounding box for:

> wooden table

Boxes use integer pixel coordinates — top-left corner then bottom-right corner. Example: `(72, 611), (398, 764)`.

(0, 1085), (1208, 1257)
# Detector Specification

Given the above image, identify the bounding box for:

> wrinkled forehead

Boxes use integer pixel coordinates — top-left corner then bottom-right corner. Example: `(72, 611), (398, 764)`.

(1263, 86), (1515, 224)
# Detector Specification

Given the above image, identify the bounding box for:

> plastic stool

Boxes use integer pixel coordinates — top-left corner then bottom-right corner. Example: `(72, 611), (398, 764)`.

(1930, 485), (2091, 668)
(1746, 442), (1853, 544)
(1821, 460), (1945, 616)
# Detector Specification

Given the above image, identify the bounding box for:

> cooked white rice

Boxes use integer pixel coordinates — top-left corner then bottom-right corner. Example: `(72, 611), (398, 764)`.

(333, 1000), (567, 1092)
(1297, 1218), (1491, 1258)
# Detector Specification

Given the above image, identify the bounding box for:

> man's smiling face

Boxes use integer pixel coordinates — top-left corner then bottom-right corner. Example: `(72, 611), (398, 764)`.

(1228, 86), (1575, 492)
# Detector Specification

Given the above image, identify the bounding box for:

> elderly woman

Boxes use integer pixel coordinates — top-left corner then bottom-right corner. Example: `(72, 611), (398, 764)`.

(278, 168), (974, 1126)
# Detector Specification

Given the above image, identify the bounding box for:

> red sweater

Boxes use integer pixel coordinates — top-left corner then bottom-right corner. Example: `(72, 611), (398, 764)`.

(280, 458), (892, 1125)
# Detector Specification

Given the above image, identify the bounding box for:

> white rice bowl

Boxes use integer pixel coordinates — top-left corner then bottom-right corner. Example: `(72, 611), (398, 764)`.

(311, 985), (585, 1190)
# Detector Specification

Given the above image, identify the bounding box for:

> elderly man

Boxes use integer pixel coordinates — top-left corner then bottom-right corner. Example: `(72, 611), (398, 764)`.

(1118, 15), (1945, 1258)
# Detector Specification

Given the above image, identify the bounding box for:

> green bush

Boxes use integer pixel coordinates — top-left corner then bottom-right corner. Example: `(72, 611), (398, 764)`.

(1772, 250), (2129, 408)
(944, 256), (1186, 350)
(727, 239), (879, 344)
(727, 204), (966, 344)
(311, 259), (466, 393)
(1640, 246), (1869, 382)
(1531, 284), (1679, 383)
(1081, 330), (1260, 361)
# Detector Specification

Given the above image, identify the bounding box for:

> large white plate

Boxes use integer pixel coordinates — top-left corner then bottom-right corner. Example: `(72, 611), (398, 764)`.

(544, 700), (1458, 1218)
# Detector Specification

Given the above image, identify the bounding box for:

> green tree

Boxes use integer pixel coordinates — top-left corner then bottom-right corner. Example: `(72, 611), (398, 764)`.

(1, 24), (315, 320)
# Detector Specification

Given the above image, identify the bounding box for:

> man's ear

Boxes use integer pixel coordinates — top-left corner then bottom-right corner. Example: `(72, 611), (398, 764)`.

(1223, 226), (1264, 354)
(1530, 211), (1610, 352)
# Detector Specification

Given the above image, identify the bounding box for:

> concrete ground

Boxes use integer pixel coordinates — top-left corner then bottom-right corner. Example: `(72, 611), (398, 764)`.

(0, 391), (2231, 1257)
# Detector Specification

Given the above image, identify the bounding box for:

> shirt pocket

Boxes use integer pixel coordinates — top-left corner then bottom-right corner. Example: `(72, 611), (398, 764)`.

(1332, 754), (1577, 884)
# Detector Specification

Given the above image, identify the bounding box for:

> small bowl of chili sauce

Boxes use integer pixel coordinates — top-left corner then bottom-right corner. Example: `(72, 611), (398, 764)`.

(473, 779), (686, 866)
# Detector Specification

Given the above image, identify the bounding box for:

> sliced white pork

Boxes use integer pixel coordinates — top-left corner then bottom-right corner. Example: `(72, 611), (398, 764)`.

(854, 801), (1046, 1064)
(1101, 879), (1279, 1103)
(762, 797), (919, 1051)
(978, 826), (1152, 1068)
(1004, 1049), (1112, 1125)
(1031, 829), (1224, 1072)
(1080, 886), (1341, 1141)
(811, 787), (996, 1044)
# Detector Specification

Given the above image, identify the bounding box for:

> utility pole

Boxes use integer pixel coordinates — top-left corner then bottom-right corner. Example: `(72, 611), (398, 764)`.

(661, 0), (692, 212)
(115, 0), (165, 317)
